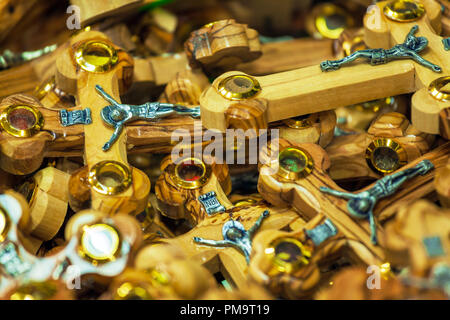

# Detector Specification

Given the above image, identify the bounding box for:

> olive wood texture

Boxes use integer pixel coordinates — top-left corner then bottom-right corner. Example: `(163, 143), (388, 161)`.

(160, 202), (300, 289)
(326, 112), (434, 181)
(184, 19), (262, 72)
(258, 139), (450, 261)
(155, 155), (232, 226)
(70, 0), (143, 26)
(55, 30), (150, 215)
(383, 200), (450, 277)
(250, 213), (383, 299)
(200, 0), (450, 136)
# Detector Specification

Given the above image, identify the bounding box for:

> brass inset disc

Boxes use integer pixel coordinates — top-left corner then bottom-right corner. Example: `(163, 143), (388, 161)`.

(79, 223), (121, 264)
(277, 147), (314, 180)
(283, 114), (316, 129)
(383, 0), (425, 22)
(428, 76), (450, 102)
(366, 138), (407, 175)
(217, 75), (261, 100)
(0, 206), (10, 242)
(169, 158), (211, 189)
(88, 161), (132, 195)
(267, 237), (311, 274)
(0, 105), (44, 138)
(312, 4), (354, 39)
(75, 40), (118, 73)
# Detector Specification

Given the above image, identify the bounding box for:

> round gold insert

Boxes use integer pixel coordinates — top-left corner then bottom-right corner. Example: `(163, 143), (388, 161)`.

(267, 237), (311, 274)
(383, 0), (425, 22)
(75, 40), (118, 73)
(428, 76), (450, 102)
(277, 147), (314, 180)
(79, 223), (121, 264)
(0, 105), (44, 138)
(10, 281), (58, 300)
(169, 158), (211, 189)
(217, 75), (261, 100)
(88, 161), (132, 195)
(0, 206), (10, 242)
(365, 138), (407, 175)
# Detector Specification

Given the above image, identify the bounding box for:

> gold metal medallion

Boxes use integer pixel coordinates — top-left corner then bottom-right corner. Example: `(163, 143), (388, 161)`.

(169, 157), (211, 189)
(277, 147), (314, 180)
(88, 161), (132, 195)
(75, 40), (118, 73)
(217, 75), (261, 100)
(0, 105), (44, 138)
(365, 138), (407, 175)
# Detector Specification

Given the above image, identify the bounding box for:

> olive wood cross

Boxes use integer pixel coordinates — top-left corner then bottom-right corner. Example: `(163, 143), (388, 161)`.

(200, 0), (450, 139)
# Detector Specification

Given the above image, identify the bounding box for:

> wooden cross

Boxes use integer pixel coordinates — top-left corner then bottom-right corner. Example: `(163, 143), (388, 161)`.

(200, 0), (450, 139)
(249, 213), (384, 299)
(155, 154), (234, 227)
(55, 30), (150, 215)
(161, 201), (301, 289)
(326, 112), (434, 181)
(258, 139), (450, 263)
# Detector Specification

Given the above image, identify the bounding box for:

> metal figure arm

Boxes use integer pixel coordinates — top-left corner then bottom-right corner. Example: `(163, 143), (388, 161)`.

(102, 122), (125, 151)
(248, 210), (270, 238)
(319, 186), (360, 200)
(405, 50), (442, 72)
(193, 237), (234, 248)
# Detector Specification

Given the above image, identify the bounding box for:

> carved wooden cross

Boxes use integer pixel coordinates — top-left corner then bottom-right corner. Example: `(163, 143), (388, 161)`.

(200, 0), (450, 139)
(258, 139), (450, 264)
(55, 30), (150, 215)
(162, 201), (301, 289)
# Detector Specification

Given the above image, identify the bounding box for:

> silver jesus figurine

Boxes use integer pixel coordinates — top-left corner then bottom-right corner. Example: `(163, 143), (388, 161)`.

(321, 25), (442, 73)
(95, 85), (201, 151)
(319, 160), (434, 245)
(193, 210), (270, 264)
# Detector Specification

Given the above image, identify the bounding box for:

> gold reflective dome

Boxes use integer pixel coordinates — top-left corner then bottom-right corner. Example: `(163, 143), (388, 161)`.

(0, 206), (10, 242)
(383, 0), (425, 22)
(79, 223), (121, 264)
(0, 105), (44, 138)
(75, 40), (118, 73)
(365, 138), (407, 175)
(309, 4), (354, 39)
(88, 161), (132, 195)
(277, 147), (314, 180)
(428, 76), (450, 102)
(217, 75), (261, 100)
(266, 237), (311, 274)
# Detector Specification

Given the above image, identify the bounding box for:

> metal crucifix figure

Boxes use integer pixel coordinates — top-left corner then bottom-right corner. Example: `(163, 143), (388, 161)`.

(95, 85), (201, 151)
(320, 25), (442, 73)
(319, 160), (434, 245)
(193, 210), (270, 264)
